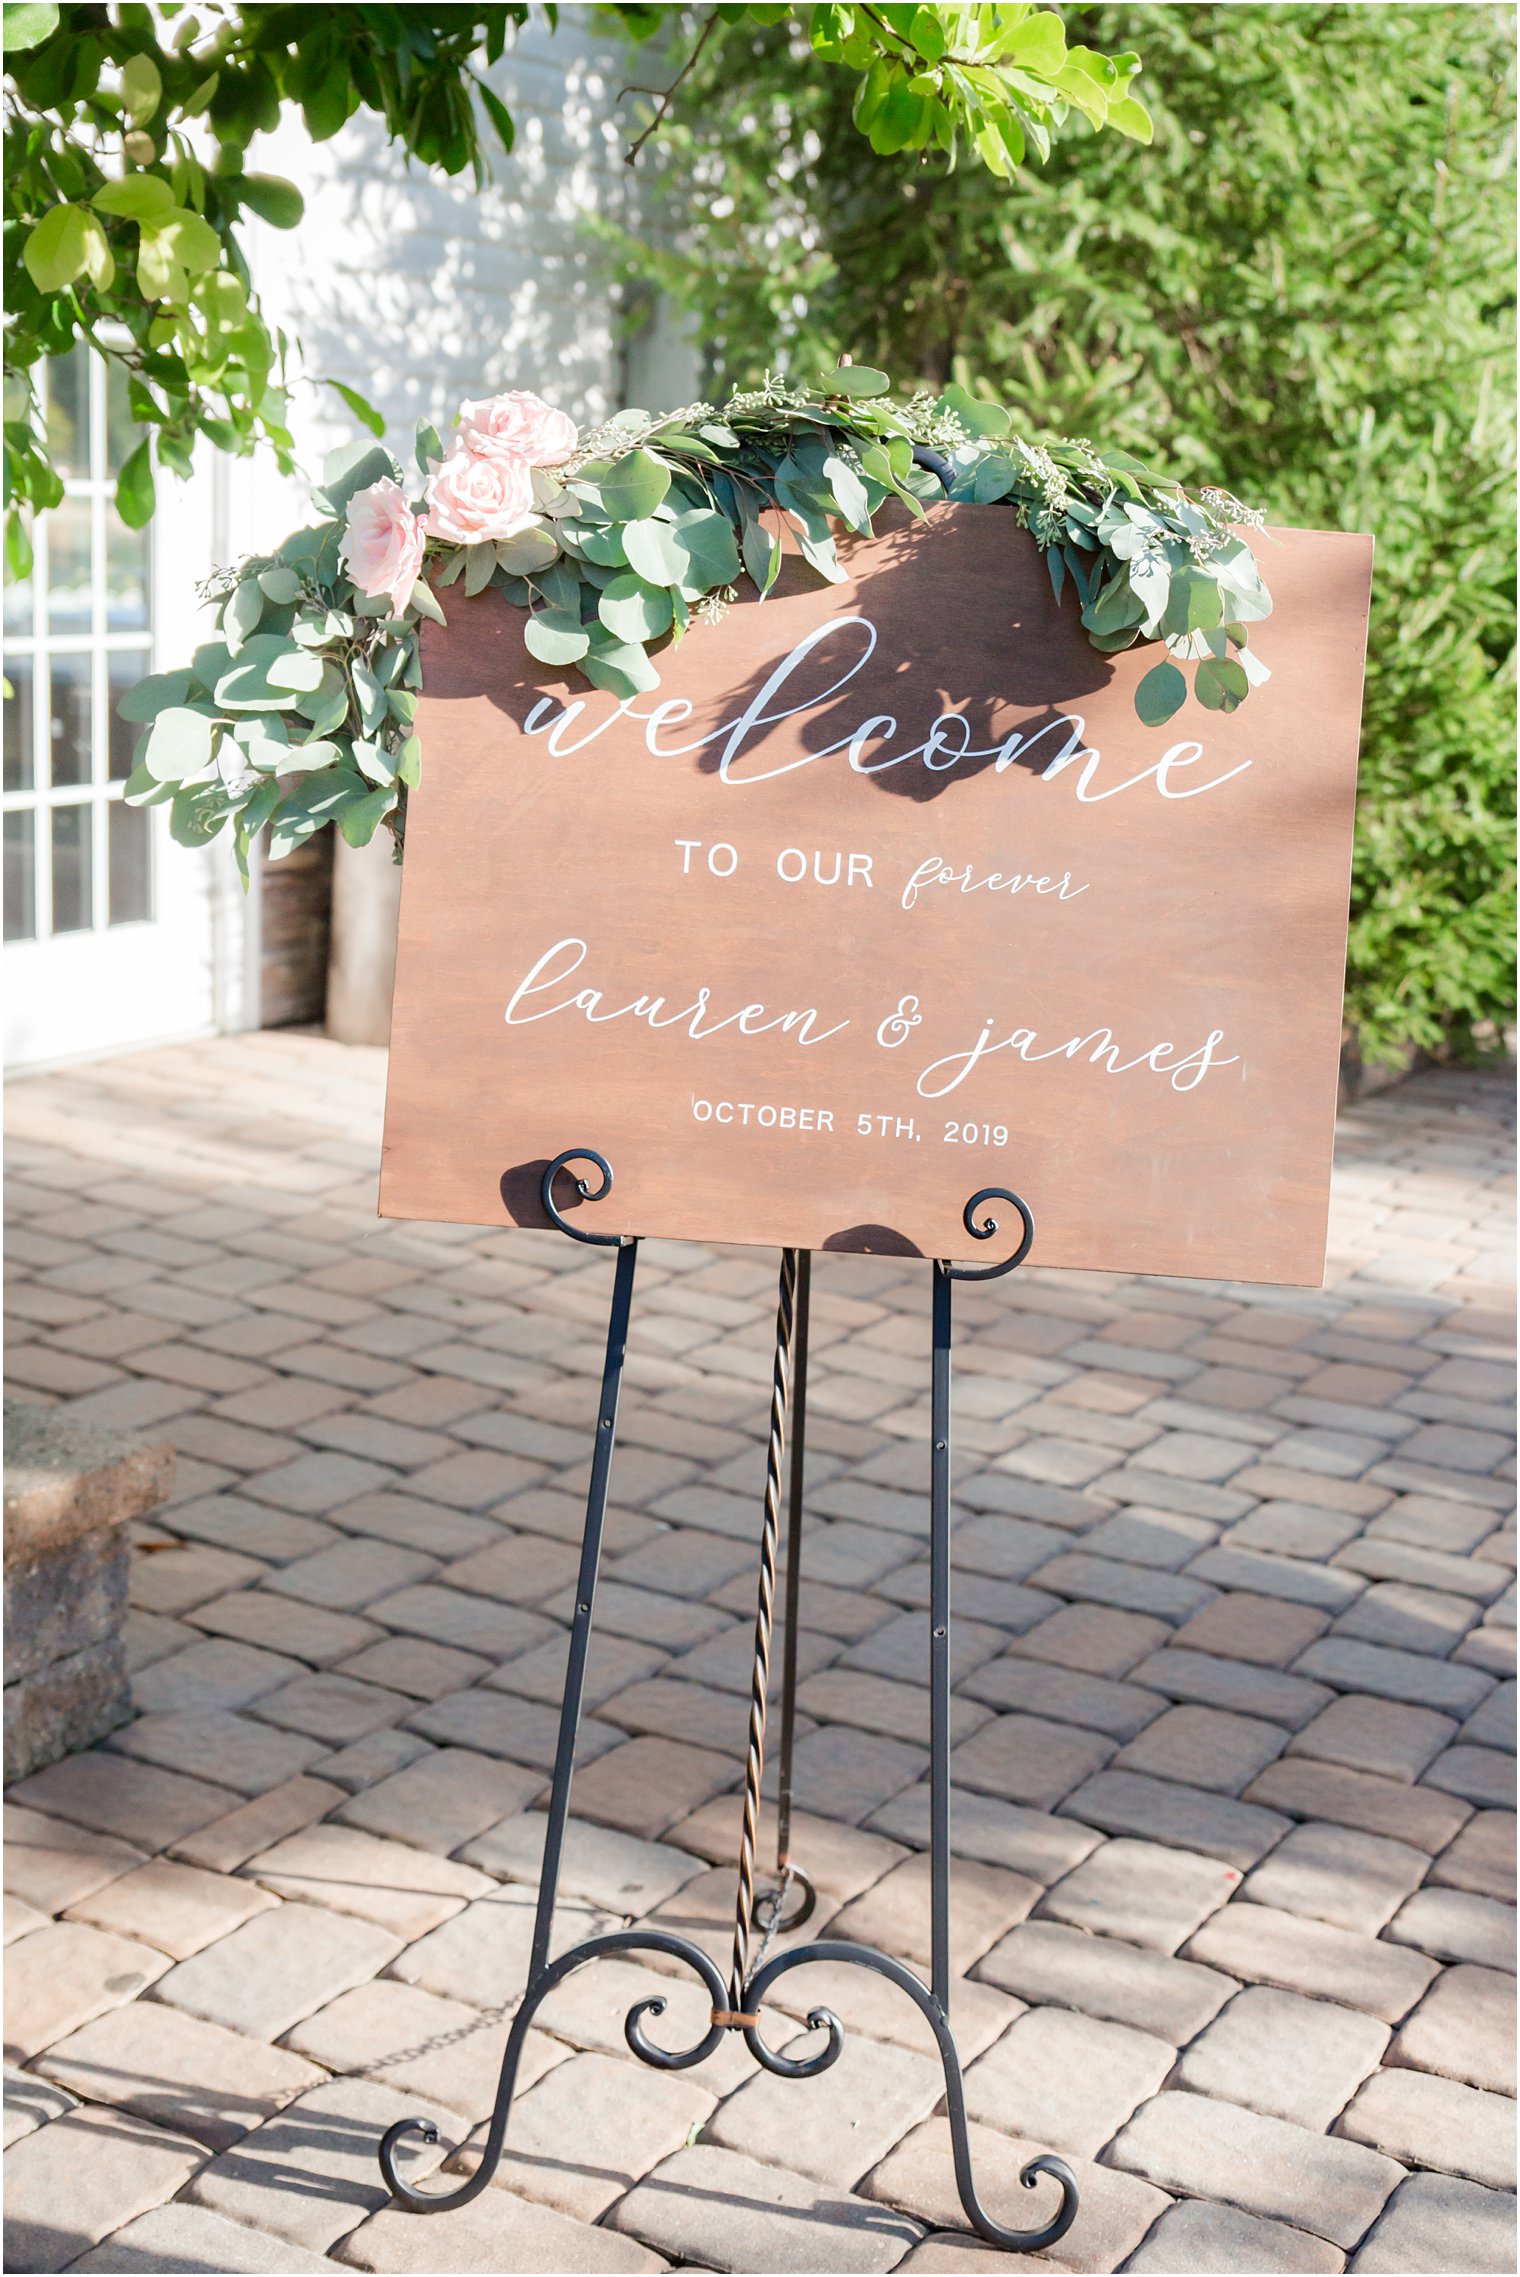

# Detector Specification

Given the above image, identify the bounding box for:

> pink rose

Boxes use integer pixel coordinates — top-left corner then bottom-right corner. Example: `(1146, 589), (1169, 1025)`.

(424, 446), (537, 545)
(339, 478), (427, 615)
(456, 389), (577, 468)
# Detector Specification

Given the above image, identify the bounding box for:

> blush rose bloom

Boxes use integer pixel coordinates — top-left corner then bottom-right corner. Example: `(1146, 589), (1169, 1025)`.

(424, 446), (538, 545)
(340, 478), (427, 615)
(456, 389), (577, 469)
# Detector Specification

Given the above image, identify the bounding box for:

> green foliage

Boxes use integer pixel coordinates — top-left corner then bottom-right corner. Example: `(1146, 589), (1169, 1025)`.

(3, 1), (1148, 561)
(120, 374), (1273, 874)
(602, 3), (1516, 1065)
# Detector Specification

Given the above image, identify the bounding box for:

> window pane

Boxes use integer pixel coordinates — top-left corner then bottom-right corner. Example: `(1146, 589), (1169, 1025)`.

(3, 811), (36, 941)
(108, 797), (152, 925)
(105, 511), (150, 631)
(47, 495), (93, 630)
(50, 803), (93, 933)
(3, 657), (34, 792)
(105, 357), (137, 475)
(108, 650), (151, 779)
(49, 651), (93, 787)
(46, 347), (91, 481)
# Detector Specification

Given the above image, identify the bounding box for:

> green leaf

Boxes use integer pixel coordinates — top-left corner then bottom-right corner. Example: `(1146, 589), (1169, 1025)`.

(824, 365), (892, 398)
(114, 440), (156, 529)
(2, 5), (60, 52)
(257, 566), (303, 603)
(317, 440), (399, 514)
(216, 634), (322, 710)
(116, 668), (190, 724)
(1135, 660), (1188, 727)
(338, 784), (398, 847)
(320, 378), (384, 438)
(582, 448), (670, 520)
(598, 573), (673, 644)
(143, 705), (215, 782)
(475, 77), (516, 153)
(140, 209), (223, 283)
(741, 516), (781, 597)
(93, 174), (175, 219)
(622, 517), (687, 585)
(996, 12), (1067, 75)
(494, 524), (559, 575)
(23, 203), (90, 292)
(523, 608), (590, 666)
(1105, 94), (1153, 144)
(582, 631), (661, 697)
(352, 659), (388, 730)
(463, 543), (498, 598)
(409, 579), (446, 627)
(225, 578), (264, 653)
(238, 173), (305, 228)
(120, 51), (161, 125)
(1195, 656), (1250, 712)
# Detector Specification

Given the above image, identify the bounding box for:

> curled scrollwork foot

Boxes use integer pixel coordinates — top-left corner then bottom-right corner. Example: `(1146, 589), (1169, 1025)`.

(625, 1993), (725, 2072)
(742, 2003), (844, 2080)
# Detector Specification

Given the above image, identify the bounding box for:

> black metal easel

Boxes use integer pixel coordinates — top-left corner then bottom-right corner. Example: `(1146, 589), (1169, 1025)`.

(377, 1149), (1080, 2254)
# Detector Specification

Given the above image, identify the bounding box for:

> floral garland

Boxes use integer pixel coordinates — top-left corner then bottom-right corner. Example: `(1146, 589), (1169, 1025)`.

(119, 368), (1273, 873)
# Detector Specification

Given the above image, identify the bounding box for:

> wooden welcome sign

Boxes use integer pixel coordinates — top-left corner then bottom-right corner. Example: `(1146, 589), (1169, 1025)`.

(379, 505), (1373, 1282)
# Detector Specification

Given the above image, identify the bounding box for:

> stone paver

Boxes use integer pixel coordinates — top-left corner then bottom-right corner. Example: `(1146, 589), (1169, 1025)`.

(3, 1044), (1513, 2275)
(1176, 1983), (1388, 2128)
(3, 2102), (205, 2272)
(1347, 2170), (1516, 2274)
(1109, 2090), (1404, 2248)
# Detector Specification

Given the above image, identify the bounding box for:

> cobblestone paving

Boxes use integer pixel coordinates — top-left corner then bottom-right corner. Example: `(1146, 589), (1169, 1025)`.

(3, 1035), (1515, 2276)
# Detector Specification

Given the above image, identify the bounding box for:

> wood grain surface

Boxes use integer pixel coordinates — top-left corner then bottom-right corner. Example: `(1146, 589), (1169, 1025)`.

(379, 504), (1373, 1282)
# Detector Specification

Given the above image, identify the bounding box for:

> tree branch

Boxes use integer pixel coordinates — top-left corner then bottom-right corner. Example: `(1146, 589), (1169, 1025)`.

(621, 8), (720, 166)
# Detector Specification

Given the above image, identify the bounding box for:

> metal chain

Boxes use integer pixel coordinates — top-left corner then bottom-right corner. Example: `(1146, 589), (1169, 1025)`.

(726, 1245), (799, 2016)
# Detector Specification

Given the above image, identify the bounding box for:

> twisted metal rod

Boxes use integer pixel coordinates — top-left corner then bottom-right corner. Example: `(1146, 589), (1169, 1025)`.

(726, 1245), (800, 2013)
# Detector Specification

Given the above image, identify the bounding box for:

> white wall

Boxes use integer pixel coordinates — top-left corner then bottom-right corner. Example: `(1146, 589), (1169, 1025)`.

(226, 12), (696, 554)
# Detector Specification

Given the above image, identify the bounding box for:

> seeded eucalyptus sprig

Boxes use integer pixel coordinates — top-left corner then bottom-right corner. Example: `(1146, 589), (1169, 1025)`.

(117, 366), (1272, 875)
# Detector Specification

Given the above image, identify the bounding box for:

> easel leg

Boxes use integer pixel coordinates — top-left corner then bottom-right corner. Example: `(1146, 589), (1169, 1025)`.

(379, 1233), (639, 2209)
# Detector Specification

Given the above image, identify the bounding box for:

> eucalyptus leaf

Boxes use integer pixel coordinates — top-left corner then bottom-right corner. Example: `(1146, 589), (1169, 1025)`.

(143, 705), (215, 782)
(116, 668), (191, 723)
(598, 574), (673, 644)
(1135, 660), (1188, 726)
(523, 609), (590, 667)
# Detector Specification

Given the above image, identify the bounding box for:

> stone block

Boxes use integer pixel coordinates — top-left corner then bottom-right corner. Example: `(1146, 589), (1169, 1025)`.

(952, 1714), (1115, 1812)
(4, 1399), (174, 1561)
(455, 2046), (712, 2220)
(130, 1637), (304, 1716)
(1243, 1759), (1472, 1854)
(1125, 2200), (1346, 2273)
(3, 2063), (75, 2149)
(1109, 2089), (1402, 2249)
(1339, 2065), (1515, 2191)
(3, 1918), (168, 2058)
(1185, 1903), (1439, 2023)
(609, 2141), (923, 2273)
(705, 2024), (942, 2186)
(827, 1851), (1040, 1974)
(1172, 1592), (1330, 1668)
(156, 1900), (402, 2040)
(1294, 1639), (1493, 1717)
(2, 1801), (145, 1913)
(1423, 1743), (1516, 1810)
(1347, 2170), (1517, 2275)
(242, 1823), (491, 1937)
(963, 2006), (1173, 2156)
(961, 1656), (1163, 1741)
(1038, 1836), (1239, 1953)
(1176, 1983), (1387, 2128)
(343, 2191), (667, 2273)
(861, 2114), (1166, 2275)
(1429, 1808), (1514, 1901)
(36, 1999), (323, 2150)
(389, 1886), (615, 2009)
(111, 1707), (328, 1795)
(337, 1746), (542, 1855)
(283, 1978), (559, 2120)
(867, 1783), (1100, 1885)
(1012, 1603), (1170, 1676)
(1127, 1648), (1333, 1731)
(64, 1855), (277, 1956)
(186, 2076), (453, 2255)
(1288, 1695), (1459, 1784)
(170, 1774), (345, 1873)
(1059, 1768), (1290, 1871)
(460, 1809), (706, 1916)
(1241, 1822), (1428, 1935)
(2, 2102), (205, 2274)
(1389, 1962), (1515, 2093)
(1114, 1704), (1288, 1796)
(65, 2203), (345, 2273)
(1385, 1886), (1516, 1970)
(975, 1917), (1233, 2041)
